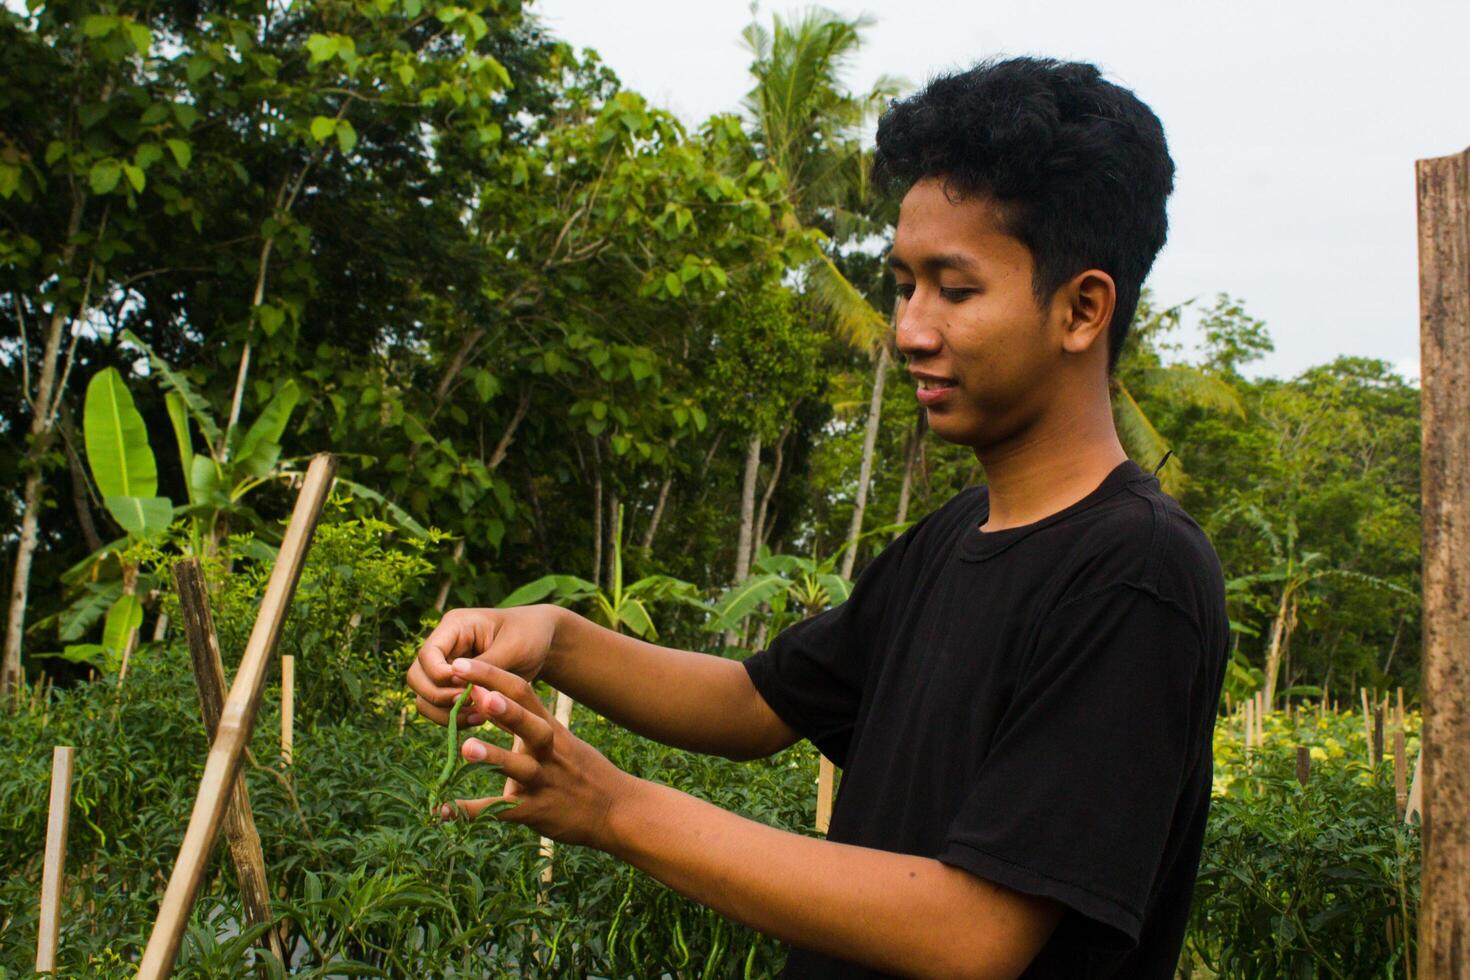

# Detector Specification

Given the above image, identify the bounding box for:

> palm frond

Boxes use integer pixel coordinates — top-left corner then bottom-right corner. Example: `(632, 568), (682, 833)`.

(1112, 382), (1185, 495)
(1138, 364), (1246, 419)
(807, 250), (889, 352)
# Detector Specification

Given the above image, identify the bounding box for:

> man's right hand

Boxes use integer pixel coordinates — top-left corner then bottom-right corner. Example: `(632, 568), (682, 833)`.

(407, 605), (564, 726)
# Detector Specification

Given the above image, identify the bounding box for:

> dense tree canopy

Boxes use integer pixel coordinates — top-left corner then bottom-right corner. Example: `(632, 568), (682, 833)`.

(2, 0), (1421, 703)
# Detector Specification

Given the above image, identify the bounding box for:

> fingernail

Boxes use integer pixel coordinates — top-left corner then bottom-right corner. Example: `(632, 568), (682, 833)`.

(452, 658), (472, 675)
(487, 692), (506, 715)
(463, 739), (487, 761)
(440, 804), (453, 820)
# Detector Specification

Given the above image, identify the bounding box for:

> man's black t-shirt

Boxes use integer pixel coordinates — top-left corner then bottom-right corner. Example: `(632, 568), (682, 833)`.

(743, 459), (1228, 978)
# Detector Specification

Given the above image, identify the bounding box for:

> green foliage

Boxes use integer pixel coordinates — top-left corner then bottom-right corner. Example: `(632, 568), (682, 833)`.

(1188, 735), (1419, 976)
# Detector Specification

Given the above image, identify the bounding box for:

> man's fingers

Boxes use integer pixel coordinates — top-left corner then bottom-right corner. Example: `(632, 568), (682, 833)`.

(415, 694), (450, 725)
(418, 610), (499, 684)
(444, 794), (523, 823)
(408, 660), (464, 709)
(450, 659), (553, 721)
(461, 736), (540, 784)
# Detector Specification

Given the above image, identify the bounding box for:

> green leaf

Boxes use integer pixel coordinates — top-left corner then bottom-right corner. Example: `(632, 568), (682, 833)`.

(707, 574), (787, 630)
(103, 495), (173, 540)
(84, 368), (158, 498)
(617, 597), (656, 638)
(663, 271), (682, 297)
(126, 21), (151, 54)
(121, 330), (222, 445)
(122, 163), (145, 192)
(134, 143), (163, 170)
(102, 594), (143, 658)
(306, 33), (338, 63)
(165, 392), (195, 504)
(335, 119), (357, 155)
(309, 115), (336, 143)
(81, 14), (115, 37)
(89, 159), (122, 195)
(165, 138), (192, 169)
(333, 477), (430, 538)
(498, 575), (598, 609)
(256, 303), (286, 336)
(45, 141), (66, 166)
(235, 380), (300, 477)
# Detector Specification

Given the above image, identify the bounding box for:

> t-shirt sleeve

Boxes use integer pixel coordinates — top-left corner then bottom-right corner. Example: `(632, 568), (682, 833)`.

(741, 535), (909, 767)
(936, 584), (1211, 947)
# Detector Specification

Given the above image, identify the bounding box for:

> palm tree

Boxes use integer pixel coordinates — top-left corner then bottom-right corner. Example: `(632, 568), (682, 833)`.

(739, 8), (903, 581)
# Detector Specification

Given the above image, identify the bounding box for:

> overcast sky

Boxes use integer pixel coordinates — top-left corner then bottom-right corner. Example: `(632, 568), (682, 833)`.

(529, 0), (1470, 382)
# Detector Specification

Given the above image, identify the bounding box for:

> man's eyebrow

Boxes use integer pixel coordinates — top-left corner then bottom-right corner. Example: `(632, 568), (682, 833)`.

(886, 252), (978, 273)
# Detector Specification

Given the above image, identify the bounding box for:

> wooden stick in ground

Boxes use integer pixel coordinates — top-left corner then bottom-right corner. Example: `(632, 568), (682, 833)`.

(1406, 744), (1424, 826)
(1417, 144), (1470, 970)
(172, 559), (285, 967)
(1374, 703), (1386, 773)
(139, 454), (337, 979)
(1296, 746), (1310, 787)
(1397, 686), (1406, 730)
(1362, 688), (1376, 768)
(816, 755), (835, 834)
(1395, 730), (1408, 821)
(1244, 697), (1254, 754)
(35, 746), (74, 975)
(280, 655), (294, 767)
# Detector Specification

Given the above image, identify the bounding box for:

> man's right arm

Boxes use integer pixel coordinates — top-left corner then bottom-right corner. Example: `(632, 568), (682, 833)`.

(409, 604), (801, 762)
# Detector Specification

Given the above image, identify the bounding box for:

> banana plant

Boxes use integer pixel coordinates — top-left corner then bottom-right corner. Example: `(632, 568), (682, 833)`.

(53, 367), (177, 676)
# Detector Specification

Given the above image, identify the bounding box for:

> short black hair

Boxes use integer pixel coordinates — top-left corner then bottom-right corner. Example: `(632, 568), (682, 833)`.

(873, 57), (1175, 372)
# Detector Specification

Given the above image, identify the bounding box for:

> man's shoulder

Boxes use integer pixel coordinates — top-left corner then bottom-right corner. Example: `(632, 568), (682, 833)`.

(1056, 474), (1226, 625)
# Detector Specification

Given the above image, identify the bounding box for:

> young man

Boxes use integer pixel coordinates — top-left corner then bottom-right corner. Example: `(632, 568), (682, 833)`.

(407, 57), (1228, 978)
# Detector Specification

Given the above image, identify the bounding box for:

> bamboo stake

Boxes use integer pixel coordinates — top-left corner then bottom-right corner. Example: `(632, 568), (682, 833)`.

(1407, 744), (1424, 826)
(816, 756), (835, 833)
(139, 454), (336, 979)
(1296, 746), (1311, 787)
(1397, 686), (1406, 730)
(1375, 703), (1386, 773)
(172, 558), (284, 968)
(280, 655), (294, 767)
(35, 746), (74, 975)
(1244, 697), (1255, 754)
(1362, 688), (1376, 768)
(1395, 730), (1409, 820)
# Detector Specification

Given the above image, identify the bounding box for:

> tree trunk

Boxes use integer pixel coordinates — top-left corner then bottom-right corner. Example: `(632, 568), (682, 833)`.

(894, 408), (926, 531)
(3, 196), (86, 699)
(1416, 144), (1470, 969)
(840, 344), (891, 580)
(590, 442), (604, 591)
(433, 539), (467, 613)
(640, 473), (673, 552)
(753, 422), (791, 564)
(734, 433), (762, 585)
(604, 489), (620, 593)
(1262, 586), (1291, 710)
(61, 408), (103, 554)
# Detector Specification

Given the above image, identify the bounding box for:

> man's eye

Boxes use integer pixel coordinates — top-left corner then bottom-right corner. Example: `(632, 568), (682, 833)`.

(895, 283), (916, 300)
(940, 287), (977, 302)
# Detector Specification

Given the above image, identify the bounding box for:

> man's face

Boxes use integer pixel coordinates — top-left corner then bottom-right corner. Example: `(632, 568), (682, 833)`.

(888, 178), (1062, 451)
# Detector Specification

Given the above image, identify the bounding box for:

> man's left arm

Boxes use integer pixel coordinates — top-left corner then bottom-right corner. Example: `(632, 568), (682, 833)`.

(443, 657), (1062, 980)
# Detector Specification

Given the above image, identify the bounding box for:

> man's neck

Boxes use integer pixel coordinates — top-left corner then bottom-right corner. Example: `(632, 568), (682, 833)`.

(975, 396), (1128, 533)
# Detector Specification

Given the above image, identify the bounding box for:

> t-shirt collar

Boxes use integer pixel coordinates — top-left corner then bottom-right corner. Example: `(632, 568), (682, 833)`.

(957, 458), (1154, 562)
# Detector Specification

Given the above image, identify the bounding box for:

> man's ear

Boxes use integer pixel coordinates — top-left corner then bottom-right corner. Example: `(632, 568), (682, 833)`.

(1058, 269), (1116, 357)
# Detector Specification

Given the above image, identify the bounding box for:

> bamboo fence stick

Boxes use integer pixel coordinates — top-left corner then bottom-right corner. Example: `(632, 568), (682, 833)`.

(138, 454), (336, 979)
(280, 655), (294, 767)
(1407, 744), (1424, 826)
(172, 559), (285, 967)
(816, 756), (835, 833)
(1296, 746), (1310, 787)
(1395, 730), (1408, 820)
(1362, 688), (1376, 767)
(35, 746), (74, 975)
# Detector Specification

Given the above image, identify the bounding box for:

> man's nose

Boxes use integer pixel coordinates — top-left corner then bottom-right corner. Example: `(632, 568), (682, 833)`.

(895, 297), (943, 359)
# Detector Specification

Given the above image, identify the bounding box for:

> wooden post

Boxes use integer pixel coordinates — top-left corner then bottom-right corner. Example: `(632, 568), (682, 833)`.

(816, 755), (835, 833)
(1362, 688), (1377, 767)
(172, 559), (285, 967)
(1418, 145), (1470, 973)
(139, 454), (336, 979)
(1375, 703), (1386, 772)
(1398, 686), (1407, 730)
(35, 746), (74, 975)
(280, 655), (294, 767)
(1244, 697), (1255, 754)
(1407, 744), (1425, 827)
(1296, 746), (1310, 787)
(1396, 730), (1409, 821)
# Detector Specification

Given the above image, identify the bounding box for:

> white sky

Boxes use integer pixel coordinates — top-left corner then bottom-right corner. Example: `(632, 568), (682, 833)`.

(528, 0), (1470, 382)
